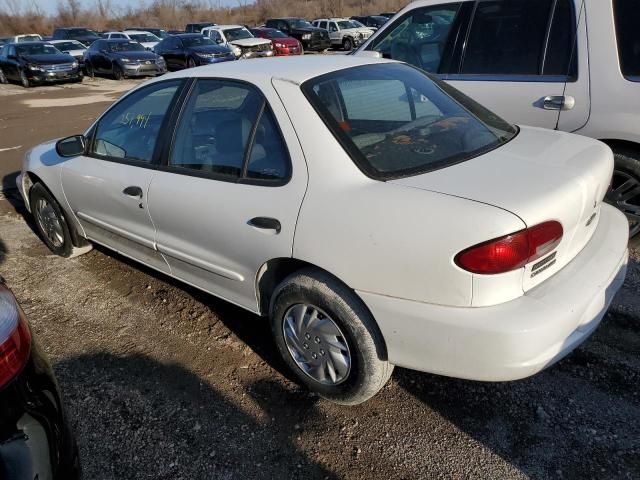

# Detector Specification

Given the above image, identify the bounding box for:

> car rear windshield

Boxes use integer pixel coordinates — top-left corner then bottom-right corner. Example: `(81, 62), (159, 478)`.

(613, 0), (640, 80)
(302, 63), (517, 180)
(70, 28), (98, 36)
(17, 35), (41, 43)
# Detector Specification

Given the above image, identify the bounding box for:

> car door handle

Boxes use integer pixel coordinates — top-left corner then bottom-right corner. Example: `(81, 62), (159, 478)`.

(248, 217), (281, 234)
(122, 186), (143, 198)
(543, 95), (575, 111)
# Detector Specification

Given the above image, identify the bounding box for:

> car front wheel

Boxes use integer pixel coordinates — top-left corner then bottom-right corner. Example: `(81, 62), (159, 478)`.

(187, 57), (196, 68)
(270, 268), (393, 405)
(113, 64), (124, 80)
(30, 183), (75, 257)
(607, 151), (640, 245)
(343, 37), (353, 51)
(20, 70), (30, 88)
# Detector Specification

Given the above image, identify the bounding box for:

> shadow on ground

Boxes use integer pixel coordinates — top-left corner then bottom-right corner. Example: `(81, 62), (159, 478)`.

(56, 353), (336, 480)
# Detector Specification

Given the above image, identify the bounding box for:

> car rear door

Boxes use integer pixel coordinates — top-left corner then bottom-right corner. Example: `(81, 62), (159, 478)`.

(146, 79), (307, 312)
(61, 79), (186, 272)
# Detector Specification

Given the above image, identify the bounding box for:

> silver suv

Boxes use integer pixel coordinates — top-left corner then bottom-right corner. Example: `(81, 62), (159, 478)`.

(312, 18), (373, 51)
(356, 0), (640, 241)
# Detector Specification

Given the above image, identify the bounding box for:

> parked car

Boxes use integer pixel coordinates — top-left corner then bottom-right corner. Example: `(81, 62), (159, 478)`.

(3, 34), (43, 43)
(264, 18), (331, 51)
(0, 38), (10, 47)
(201, 25), (274, 59)
(379, 12), (396, 18)
(357, 0), (640, 241)
(185, 22), (216, 33)
(167, 30), (186, 35)
(250, 27), (303, 56)
(153, 34), (235, 70)
(49, 39), (87, 67)
(0, 42), (82, 87)
(0, 278), (80, 479)
(125, 27), (169, 39)
(52, 27), (101, 47)
(103, 31), (160, 50)
(312, 18), (374, 51)
(17, 56), (629, 404)
(84, 39), (166, 79)
(350, 15), (389, 30)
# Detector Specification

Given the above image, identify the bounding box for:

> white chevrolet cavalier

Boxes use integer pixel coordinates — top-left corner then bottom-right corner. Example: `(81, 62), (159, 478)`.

(18, 56), (629, 404)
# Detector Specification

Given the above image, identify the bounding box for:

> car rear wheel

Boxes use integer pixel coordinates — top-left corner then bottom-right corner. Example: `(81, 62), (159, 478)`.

(187, 57), (196, 69)
(112, 64), (124, 80)
(343, 37), (354, 51)
(20, 70), (30, 88)
(30, 183), (74, 257)
(0, 68), (7, 84)
(270, 268), (393, 405)
(606, 151), (640, 245)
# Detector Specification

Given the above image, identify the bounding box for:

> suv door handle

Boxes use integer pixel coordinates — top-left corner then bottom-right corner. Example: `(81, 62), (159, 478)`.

(543, 95), (575, 111)
(248, 217), (281, 234)
(123, 186), (143, 198)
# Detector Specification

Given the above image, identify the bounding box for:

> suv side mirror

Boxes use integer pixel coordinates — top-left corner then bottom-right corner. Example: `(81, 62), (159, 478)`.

(56, 135), (86, 157)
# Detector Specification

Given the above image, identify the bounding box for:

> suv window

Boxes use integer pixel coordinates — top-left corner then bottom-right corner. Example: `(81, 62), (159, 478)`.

(369, 4), (462, 73)
(613, 0), (640, 80)
(91, 80), (182, 163)
(303, 63), (516, 180)
(170, 80), (290, 183)
(461, 0), (574, 77)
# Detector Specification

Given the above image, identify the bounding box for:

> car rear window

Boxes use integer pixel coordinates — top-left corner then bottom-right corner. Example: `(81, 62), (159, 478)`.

(613, 0), (640, 80)
(302, 63), (516, 180)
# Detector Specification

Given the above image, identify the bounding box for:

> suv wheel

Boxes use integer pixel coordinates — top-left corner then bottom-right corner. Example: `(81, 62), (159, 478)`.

(112, 64), (124, 80)
(270, 268), (393, 405)
(20, 70), (30, 88)
(607, 150), (640, 244)
(343, 37), (354, 51)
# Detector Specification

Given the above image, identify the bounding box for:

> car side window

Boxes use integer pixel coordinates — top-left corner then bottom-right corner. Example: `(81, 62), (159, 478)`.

(461, 0), (574, 77)
(90, 80), (183, 163)
(329, 22), (338, 32)
(369, 4), (462, 73)
(613, 0), (640, 80)
(170, 80), (290, 183)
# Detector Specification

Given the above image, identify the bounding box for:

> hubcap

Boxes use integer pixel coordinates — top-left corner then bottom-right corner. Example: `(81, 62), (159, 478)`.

(282, 304), (351, 385)
(34, 198), (64, 248)
(606, 170), (640, 238)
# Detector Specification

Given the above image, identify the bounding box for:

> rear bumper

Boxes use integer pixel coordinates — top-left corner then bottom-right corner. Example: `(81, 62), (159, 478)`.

(359, 204), (629, 381)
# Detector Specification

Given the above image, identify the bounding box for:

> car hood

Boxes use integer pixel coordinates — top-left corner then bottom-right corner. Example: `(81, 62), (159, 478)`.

(112, 51), (159, 61)
(22, 54), (75, 64)
(390, 126), (614, 291)
(229, 38), (271, 47)
(189, 45), (231, 54)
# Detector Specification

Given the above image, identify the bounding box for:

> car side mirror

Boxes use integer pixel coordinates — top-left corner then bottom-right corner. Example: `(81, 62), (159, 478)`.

(56, 135), (86, 157)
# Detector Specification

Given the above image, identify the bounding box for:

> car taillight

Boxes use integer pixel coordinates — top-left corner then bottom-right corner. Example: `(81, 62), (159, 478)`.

(0, 286), (31, 389)
(455, 221), (563, 275)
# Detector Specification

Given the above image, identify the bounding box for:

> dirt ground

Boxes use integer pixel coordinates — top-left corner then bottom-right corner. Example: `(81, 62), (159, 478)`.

(0, 79), (639, 480)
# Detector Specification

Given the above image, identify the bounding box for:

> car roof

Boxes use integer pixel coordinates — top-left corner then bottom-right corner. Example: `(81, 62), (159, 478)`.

(123, 30), (153, 35)
(159, 54), (396, 85)
(49, 39), (83, 43)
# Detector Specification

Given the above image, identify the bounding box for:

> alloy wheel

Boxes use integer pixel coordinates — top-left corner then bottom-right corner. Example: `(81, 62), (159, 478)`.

(606, 169), (640, 238)
(282, 303), (351, 385)
(34, 198), (64, 248)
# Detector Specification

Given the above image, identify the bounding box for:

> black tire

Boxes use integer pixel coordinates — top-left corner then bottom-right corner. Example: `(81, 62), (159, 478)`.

(112, 64), (124, 80)
(0, 68), (7, 84)
(270, 268), (393, 405)
(187, 57), (197, 69)
(85, 61), (94, 78)
(20, 70), (30, 88)
(30, 183), (74, 257)
(343, 37), (354, 51)
(607, 150), (640, 246)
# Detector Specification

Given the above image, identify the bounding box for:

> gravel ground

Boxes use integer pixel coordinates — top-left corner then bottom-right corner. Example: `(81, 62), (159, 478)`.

(0, 193), (638, 480)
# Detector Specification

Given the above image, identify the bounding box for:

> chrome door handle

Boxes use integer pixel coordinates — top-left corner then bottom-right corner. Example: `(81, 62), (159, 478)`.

(122, 186), (143, 198)
(248, 217), (281, 234)
(543, 95), (575, 111)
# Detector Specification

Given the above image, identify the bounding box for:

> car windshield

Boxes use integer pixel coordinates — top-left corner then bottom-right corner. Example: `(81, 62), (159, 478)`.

(338, 21), (362, 29)
(223, 27), (253, 41)
(70, 28), (99, 37)
(17, 35), (41, 42)
(303, 63), (517, 179)
(182, 36), (216, 47)
(129, 33), (160, 43)
(370, 16), (388, 25)
(267, 29), (287, 38)
(55, 41), (83, 50)
(109, 41), (145, 52)
(290, 19), (313, 28)
(16, 44), (61, 56)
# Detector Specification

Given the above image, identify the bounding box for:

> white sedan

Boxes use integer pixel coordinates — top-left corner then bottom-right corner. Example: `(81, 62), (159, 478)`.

(17, 56), (629, 404)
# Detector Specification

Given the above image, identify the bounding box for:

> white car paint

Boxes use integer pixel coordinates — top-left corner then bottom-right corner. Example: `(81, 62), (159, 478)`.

(104, 31), (160, 50)
(201, 25), (273, 58)
(10, 34), (43, 43)
(49, 40), (87, 63)
(311, 18), (374, 48)
(17, 55), (629, 382)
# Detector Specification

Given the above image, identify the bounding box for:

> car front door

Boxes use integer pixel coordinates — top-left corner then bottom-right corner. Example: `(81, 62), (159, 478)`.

(147, 79), (307, 312)
(61, 79), (186, 272)
(4, 45), (19, 80)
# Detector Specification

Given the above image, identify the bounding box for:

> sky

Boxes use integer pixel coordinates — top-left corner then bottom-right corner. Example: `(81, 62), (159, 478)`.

(11, 0), (242, 15)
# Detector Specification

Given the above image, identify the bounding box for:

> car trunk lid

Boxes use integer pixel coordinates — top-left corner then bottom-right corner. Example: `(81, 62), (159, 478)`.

(390, 126), (614, 291)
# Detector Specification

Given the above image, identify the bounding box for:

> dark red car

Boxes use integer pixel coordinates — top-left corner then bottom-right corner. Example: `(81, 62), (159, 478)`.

(249, 27), (302, 56)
